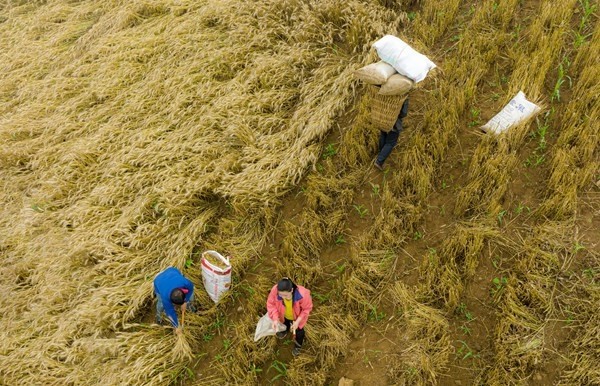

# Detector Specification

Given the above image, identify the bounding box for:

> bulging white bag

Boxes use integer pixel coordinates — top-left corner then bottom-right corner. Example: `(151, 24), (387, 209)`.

(201, 250), (232, 303)
(373, 35), (436, 83)
(354, 61), (397, 85)
(254, 313), (287, 342)
(481, 91), (541, 134)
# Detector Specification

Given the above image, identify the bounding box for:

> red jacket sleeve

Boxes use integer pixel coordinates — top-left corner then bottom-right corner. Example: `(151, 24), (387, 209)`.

(266, 285), (280, 322)
(297, 287), (313, 328)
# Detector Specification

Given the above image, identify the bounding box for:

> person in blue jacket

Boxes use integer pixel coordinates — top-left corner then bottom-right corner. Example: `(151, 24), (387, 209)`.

(153, 267), (194, 334)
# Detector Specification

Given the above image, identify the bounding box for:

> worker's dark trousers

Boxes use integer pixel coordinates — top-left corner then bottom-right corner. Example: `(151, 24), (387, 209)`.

(284, 318), (305, 347)
(377, 129), (400, 165)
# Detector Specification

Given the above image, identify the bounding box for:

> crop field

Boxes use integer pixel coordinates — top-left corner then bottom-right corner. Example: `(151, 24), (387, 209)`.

(0, 0), (598, 385)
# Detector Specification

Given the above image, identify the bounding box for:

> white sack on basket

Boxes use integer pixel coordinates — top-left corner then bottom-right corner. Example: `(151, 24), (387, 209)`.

(201, 250), (232, 303)
(481, 91), (541, 134)
(254, 313), (287, 342)
(373, 35), (436, 83)
(354, 61), (397, 85)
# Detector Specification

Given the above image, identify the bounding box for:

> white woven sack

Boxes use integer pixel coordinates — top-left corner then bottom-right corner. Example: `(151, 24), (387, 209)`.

(253, 313), (287, 342)
(481, 91), (541, 134)
(354, 61), (397, 85)
(201, 250), (232, 303)
(373, 35), (436, 83)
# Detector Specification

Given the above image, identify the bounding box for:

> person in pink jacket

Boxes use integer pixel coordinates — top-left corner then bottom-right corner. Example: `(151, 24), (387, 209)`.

(266, 277), (313, 356)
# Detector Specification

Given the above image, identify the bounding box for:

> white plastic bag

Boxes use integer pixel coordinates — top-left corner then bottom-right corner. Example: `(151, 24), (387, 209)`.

(201, 250), (232, 303)
(481, 91), (541, 134)
(354, 61), (397, 85)
(253, 313), (287, 342)
(372, 35), (436, 83)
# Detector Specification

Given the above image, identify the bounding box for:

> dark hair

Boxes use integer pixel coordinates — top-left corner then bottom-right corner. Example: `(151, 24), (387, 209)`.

(277, 277), (295, 292)
(170, 288), (185, 305)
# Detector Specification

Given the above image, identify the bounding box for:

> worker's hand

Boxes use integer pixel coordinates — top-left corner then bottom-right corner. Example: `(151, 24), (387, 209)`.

(271, 320), (278, 332)
(291, 320), (300, 334)
(175, 327), (183, 335)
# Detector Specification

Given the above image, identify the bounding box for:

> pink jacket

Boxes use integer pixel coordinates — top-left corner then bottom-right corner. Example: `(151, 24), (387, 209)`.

(266, 284), (313, 329)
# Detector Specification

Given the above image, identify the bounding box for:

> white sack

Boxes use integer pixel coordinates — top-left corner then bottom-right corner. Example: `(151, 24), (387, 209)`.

(254, 313), (287, 342)
(481, 91), (541, 134)
(201, 250), (232, 303)
(354, 61), (397, 85)
(378, 73), (414, 96)
(372, 35), (436, 83)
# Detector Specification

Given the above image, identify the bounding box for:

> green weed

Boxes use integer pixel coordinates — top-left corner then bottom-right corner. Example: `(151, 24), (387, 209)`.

(322, 143), (337, 159)
(353, 204), (368, 218)
(468, 108), (481, 127)
(269, 360), (287, 382)
(457, 340), (479, 360)
(370, 182), (380, 197)
(335, 235), (346, 245)
(491, 276), (508, 296)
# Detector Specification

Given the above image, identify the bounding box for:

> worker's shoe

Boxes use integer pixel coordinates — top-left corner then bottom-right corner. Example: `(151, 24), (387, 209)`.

(276, 331), (287, 339)
(374, 160), (384, 171)
(292, 346), (302, 356)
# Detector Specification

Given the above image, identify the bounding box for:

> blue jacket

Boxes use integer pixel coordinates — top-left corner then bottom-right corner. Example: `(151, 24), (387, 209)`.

(153, 267), (194, 327)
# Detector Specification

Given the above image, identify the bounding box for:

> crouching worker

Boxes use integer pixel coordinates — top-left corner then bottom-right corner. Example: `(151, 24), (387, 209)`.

(153, 267), (194, 335)
(267, 277), (313, 356)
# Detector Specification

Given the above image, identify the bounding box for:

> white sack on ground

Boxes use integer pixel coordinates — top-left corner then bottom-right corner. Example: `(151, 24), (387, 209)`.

(254, 313), (287, 341)
(201, 250), (232, 303)
(378, 73), (414, 96)
(372, 35), (436, 83)
(354, 61), (397, 85)
(481, 91), (541, 134)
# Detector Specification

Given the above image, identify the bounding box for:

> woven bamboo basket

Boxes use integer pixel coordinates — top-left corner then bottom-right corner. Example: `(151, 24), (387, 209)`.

(369, 85), (408, 132)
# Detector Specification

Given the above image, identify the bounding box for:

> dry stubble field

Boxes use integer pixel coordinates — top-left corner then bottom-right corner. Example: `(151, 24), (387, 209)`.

(0, 0), (598, 385)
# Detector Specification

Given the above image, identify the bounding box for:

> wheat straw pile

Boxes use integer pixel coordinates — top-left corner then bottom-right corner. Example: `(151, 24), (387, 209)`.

(2, 0), (599, 385)
(0, 0), (406, 384)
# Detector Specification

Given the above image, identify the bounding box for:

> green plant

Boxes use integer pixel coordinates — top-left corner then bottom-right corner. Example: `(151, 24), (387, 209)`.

(574, 0), (597, 48)
(335, 235), (346, 245)
(514, 202), (530, 215)
(185, 258), (194, 269)
(370, 182), (380, 197)
(269, 360), (287, 382)
(496, 209), (508, 226)
(573, 242), (585, 253)
(460, 324), (472, 335)
(407, 11), (416, 21)
(582, 268), (595, 281)
(322, 143), (337, 159)
(368, 305), (386, 322)
(457, 340), (479, 360)
(491, 276), (508, 296)
(413, 230), (423, 240)
(336, 263), (346, 274)
(223, 339), (231, 350)
(468, 108), (481, 127)
(551, 57), (571, 102)
(353, 204), (368, 218)
(249, 364), (262, 374)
